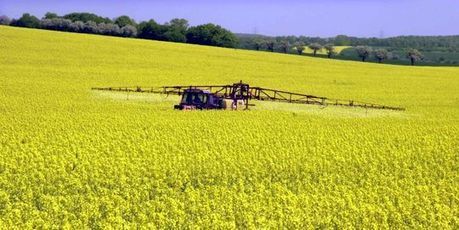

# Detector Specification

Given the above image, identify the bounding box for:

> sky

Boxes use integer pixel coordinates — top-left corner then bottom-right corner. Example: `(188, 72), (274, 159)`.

(1, 0), (458, 37)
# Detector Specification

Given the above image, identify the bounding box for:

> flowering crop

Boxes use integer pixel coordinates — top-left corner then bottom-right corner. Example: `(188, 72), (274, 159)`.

(0, 26), (458, 228)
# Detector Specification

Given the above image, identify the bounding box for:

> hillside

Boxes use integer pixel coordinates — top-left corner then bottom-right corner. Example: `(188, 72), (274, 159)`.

(0, 26), (458, 228)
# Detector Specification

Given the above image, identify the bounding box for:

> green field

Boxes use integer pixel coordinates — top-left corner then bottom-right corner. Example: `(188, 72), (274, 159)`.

(1, 26), (458, 228)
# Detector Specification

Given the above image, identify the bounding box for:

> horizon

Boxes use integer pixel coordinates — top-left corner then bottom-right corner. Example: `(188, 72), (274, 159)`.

(1, 0), (459, 38)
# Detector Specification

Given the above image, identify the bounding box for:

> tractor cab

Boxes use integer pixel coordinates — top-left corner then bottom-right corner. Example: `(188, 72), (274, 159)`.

(174, 89), (223, 110)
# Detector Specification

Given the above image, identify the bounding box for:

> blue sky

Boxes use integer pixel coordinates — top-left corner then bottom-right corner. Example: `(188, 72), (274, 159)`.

(1, 0), (458, 37)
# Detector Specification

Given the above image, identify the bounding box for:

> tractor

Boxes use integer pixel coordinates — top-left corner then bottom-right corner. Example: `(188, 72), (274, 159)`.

(92, 81), (404, 111)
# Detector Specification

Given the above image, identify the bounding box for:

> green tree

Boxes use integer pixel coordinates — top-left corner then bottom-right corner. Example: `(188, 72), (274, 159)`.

(356, 46), (372, 62)
(279, 41), (290, 53)
(167, 18), (188, 29)
(163, 18), (188, 42)
(186, 23), (238, 48)
(324, 44), (336, 58)
(137, 20), (167, 40)
(334, 35), (351, 46)
(97, 23), (121, 36)
(11, 13), (40, 28)
(44, 12), (59, 19)
(374, 49), (389, 63)
(266, 40), (275, 52)
(114, 15), (136, 27)
(120, 25), (137, 37)
(406, 49), (423, 65)
(294, 42), (305, 55)
(63, 12), (112, 24)
(254, 39), (265, 51)
(308, 43), (322, 56)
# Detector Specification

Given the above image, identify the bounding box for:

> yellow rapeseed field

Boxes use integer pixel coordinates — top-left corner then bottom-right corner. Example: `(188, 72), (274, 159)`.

(0, 26), (458, 228)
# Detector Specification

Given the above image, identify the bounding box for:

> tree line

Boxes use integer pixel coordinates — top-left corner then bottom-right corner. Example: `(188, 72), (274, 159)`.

(237, 35), (428, 65)
(238, 34), (459, 52)
(248, 38), (337, 58)
(354, 46), (423, 65)
(258, 40), (424, 65)
(0, 12), (239, 48)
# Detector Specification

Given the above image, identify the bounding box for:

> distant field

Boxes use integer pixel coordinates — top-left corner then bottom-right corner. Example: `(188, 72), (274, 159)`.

(1, 26), (458, 228)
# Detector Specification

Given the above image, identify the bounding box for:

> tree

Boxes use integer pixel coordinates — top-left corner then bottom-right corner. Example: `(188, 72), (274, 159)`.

(294, 42), (305, 55)
(97, 23), (121, 36)
(114, 15), (136, 27)
(374, 49), (389, 63)
(40, 18), (73, 31)
(167, 18), (188, 29)
(82, 21), (99, 34)
(137, 19), (166, 40)
(120, 25), (137, 37)
(266, 40), (275, 52)
(308, 43), (322, 56)
(163, 18), (188, 42)
(44, 12), (59, 19)
(324, 44), (336, 58)
(186, 23), (238, 48)
(279, 41), (290, 53)
(0, 15), (11, 25)
(334, 35), (351, 46)
(63, 12), (112, 24)
(406, 49), (423, 65)
(254, 39), (265, 51)
(69, 21), (85, 32)
(11, 13), (40, 28)
(355, 46), (372, 62)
